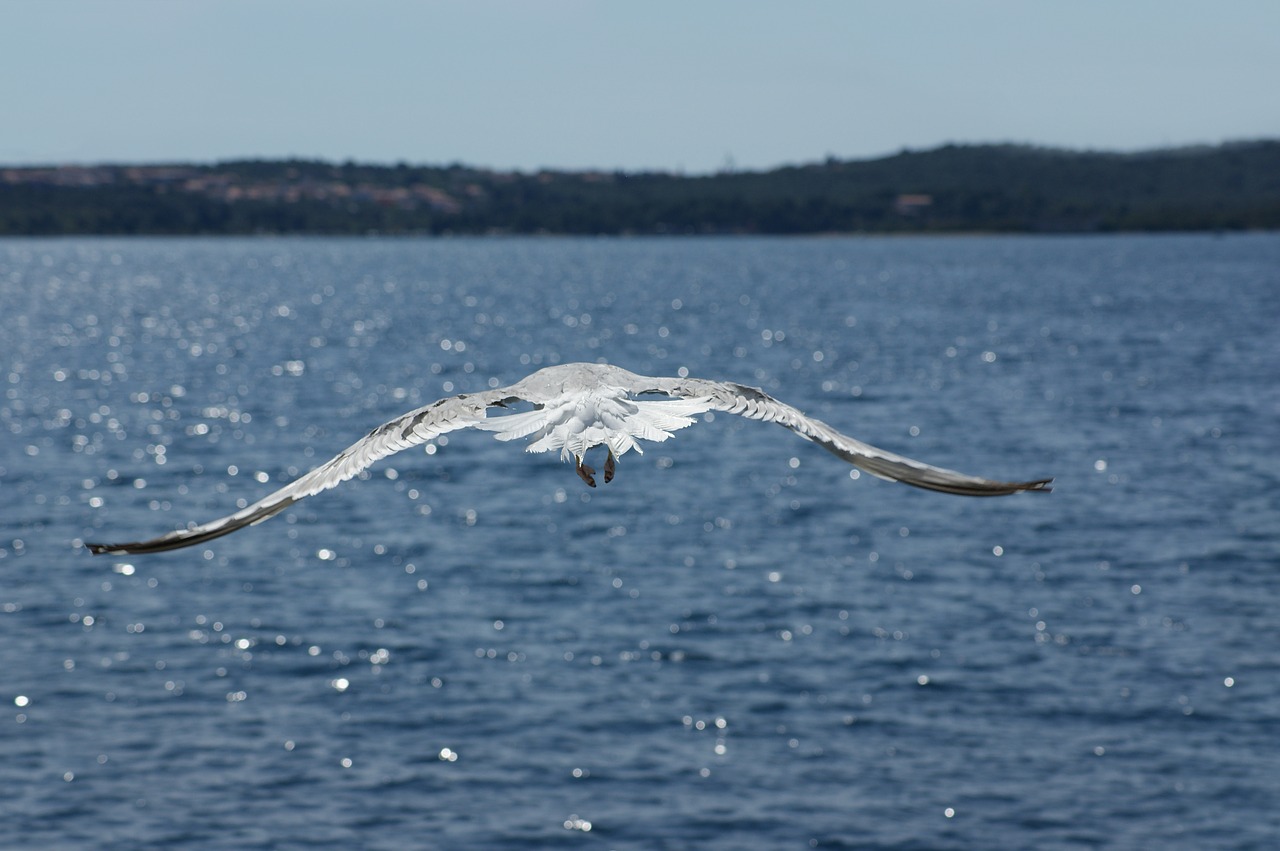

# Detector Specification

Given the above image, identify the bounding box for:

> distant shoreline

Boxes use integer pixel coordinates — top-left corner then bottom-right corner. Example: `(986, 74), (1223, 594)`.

(3, 140), (1277, 236)
(5, 227), (1274, 240)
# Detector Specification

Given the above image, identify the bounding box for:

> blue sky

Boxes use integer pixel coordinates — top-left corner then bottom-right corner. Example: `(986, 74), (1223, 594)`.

(2, 0), (1276, 172)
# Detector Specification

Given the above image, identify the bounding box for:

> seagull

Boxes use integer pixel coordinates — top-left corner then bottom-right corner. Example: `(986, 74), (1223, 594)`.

(85, 362), (1051, 555)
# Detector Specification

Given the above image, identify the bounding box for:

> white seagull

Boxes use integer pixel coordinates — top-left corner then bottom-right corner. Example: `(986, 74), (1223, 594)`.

(86, 362), (1051, 555)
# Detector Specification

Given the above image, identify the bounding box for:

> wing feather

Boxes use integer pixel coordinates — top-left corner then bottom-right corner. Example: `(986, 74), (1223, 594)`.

(644, 376), (1052, 497)
(85, 388), (513, 555)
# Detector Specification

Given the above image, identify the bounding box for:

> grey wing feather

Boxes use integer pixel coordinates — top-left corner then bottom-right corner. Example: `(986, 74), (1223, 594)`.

(85, 388), (513, 555)
(646, 376), (1052, 497)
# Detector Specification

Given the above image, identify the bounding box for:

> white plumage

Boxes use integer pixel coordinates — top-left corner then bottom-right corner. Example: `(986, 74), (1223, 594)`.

(86, 362), (1050, 555)
(474, 391), (708, 459)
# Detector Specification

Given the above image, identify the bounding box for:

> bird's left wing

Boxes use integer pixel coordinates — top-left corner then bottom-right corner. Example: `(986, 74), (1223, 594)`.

(85, 387), (516, 555)
(641, 375), (1052, 497)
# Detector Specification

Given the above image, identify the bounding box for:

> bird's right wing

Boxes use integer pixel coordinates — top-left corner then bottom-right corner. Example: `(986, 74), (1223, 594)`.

(85, 386), (517, 555)
(643, 376), (1052, 497)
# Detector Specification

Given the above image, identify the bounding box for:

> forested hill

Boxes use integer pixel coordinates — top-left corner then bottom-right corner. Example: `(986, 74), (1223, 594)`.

(3, 141), (1278, 236)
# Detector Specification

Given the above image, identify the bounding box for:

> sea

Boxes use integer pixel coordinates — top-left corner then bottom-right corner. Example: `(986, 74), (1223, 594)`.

(2, 234), (1277, 850)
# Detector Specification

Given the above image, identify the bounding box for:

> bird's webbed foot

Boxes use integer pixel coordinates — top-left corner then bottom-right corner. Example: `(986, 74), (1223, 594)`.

(604, 450), (616, 483)
(575, 458), (597, 488)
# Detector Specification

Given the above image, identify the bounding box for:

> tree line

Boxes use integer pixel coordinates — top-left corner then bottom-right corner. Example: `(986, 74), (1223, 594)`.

(2, 141), (1277, 236)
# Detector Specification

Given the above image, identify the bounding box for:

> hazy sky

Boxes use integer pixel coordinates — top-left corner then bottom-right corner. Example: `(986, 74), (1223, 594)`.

(3, 0), (1276, 173)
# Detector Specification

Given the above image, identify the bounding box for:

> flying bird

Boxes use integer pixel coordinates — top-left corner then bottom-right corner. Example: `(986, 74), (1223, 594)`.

(85, 362), (1051, 555)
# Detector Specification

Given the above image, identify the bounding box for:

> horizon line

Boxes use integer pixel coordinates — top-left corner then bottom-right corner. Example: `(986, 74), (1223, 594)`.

(4, 137), (1276, 177)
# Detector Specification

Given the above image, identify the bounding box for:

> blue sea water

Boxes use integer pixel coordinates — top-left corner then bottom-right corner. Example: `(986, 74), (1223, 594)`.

(1, 234), (1278, 850)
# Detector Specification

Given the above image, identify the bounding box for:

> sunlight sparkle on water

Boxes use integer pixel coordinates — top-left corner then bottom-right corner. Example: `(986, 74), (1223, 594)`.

(7, 232), (1272, 850)
(563, 815), (592, 832)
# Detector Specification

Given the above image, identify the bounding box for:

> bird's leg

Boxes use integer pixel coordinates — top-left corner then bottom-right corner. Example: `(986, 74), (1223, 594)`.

(575, 456), (597, 488)
(604, 449), (616, 483)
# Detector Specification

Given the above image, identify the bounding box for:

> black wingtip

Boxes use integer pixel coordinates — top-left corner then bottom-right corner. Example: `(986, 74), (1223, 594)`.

(921, 475), (1054, 497)
(84, 539), (157, 556)
(82, 526), (228, 556)
(81, 495), (298, 556)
